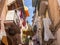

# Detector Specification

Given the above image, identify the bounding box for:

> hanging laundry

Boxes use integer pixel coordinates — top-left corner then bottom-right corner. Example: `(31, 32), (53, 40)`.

(24, 6), (29, 17)
(20, 18), (23, 27)
(16, 10), (20, 19)
(22, 20), (26, 27)
(22, 22), (28, 31)
(20, 10), (23, 18)
(43, 17), (55, 41)
(16, 18), (20, 27)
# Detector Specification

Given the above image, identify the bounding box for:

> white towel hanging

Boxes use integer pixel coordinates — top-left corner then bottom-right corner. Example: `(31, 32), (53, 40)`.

(43, 18), (55, 41)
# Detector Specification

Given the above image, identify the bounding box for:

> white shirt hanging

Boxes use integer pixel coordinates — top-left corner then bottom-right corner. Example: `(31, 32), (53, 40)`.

(43, 17), (55, 41)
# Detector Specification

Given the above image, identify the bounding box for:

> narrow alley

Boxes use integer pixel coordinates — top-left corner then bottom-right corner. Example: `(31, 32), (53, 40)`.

(0, 0), (60, 45)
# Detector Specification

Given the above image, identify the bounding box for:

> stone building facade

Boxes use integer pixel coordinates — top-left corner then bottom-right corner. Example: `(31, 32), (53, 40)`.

(32, 0), (60, 45)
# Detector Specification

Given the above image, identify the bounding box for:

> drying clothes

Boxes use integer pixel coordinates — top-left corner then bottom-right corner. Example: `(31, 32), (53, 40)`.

(24, 6), (29, 17)
(43, 18), (55, 41)
(22, 20), (26, 27)
(32, 33), (40, 45)
(29, 40), (33, 45)
(17, 10), (23, 19)
(17, 10), (20, 19)
(22, 22), (28, 31)
(20, 10), (23, 18)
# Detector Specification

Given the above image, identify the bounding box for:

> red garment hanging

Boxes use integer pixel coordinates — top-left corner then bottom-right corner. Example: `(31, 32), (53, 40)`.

(20, 10), (23, 18)
(22, 20), (26, 26)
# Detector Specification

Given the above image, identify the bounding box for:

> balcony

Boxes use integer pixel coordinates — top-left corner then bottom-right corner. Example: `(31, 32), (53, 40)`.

(4, 10), (20, 31)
